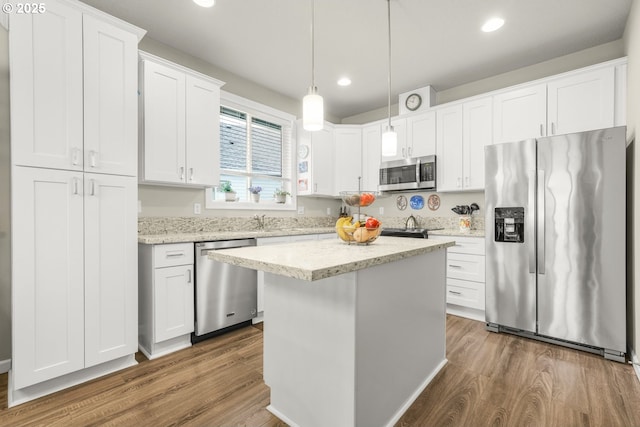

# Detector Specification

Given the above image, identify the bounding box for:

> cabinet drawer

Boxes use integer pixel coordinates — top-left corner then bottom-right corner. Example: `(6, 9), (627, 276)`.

(446, 278), (485, 310)
(447, 236), (485, 255)
(446, 253), (485, 283)
(153, 243), (194, 268)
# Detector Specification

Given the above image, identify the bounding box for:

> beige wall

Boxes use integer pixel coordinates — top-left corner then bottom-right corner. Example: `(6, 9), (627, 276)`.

(623, 0), (640, 365)
(0, 26), (10, 362)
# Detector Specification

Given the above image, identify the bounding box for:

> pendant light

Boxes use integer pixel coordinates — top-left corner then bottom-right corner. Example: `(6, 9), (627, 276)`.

(381, 0), (398, 157)
(303, 0), (324, 131)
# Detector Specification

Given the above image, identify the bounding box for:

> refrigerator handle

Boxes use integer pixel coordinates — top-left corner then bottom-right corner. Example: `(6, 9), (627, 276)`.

(537, 170), (545, 275)
(528, 170), (536, 273)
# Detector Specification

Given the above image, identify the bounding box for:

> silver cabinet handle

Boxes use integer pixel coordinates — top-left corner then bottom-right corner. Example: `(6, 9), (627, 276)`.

(314, 183), (318, 192)
(72, 177), (80, 195)
(457, 177), (461, 188)
(186, 269), (192, 283)
(401, 147), (406, 157)
(551, 122), (556, 135)
(179, 167), (185, 180)
(72, 148), (81, 166)
(448, 290), (462, 295)
(465, 176), (469, 187)
(448, 264), (462, 269)
(540, 124), (544, 136)
(89, 179), (96, 196)
(89, 150), (97, 168)
(537, 170), (545, 275)
(407, 146), (412, 156)
(189, 168), (194, 181)
(166, 252), (185, 258)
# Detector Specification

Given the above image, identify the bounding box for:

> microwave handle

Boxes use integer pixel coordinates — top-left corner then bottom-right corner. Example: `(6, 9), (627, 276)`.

(415, 160), (421, 184)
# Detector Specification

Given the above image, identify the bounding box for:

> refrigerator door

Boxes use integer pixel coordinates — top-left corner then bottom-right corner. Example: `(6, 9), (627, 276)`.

(536, 127), (626, 352)
(485, 139), (537, 331)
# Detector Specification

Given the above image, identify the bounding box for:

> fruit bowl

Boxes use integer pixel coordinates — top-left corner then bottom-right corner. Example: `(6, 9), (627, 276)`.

(339, 191), (378, 207)
(335, 216), (382, 244)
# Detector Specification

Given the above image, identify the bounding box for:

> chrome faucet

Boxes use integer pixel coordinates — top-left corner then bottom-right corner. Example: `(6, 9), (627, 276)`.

(405, 215), (417, 230)
(254, 214), (266, 230)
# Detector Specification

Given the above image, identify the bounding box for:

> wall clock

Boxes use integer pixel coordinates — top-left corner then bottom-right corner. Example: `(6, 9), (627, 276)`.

(298, 144), (309, 159)
(405, 93), (422, 111)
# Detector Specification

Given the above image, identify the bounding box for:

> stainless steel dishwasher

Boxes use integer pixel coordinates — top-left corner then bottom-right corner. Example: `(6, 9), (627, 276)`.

(194, 239), (257, 339)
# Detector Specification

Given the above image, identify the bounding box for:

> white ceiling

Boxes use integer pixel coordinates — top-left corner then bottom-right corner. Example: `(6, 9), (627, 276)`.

(80, 0), (632, 119)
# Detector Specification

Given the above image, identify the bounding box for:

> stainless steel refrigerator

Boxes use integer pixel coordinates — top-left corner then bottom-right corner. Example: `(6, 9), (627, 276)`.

(485, 126), (626, 362)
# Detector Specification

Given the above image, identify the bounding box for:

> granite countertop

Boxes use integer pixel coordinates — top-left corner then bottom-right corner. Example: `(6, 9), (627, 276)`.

(208, 236), (455, 281)
(429, 229), (485, 237)
(138, 227), (335, 244)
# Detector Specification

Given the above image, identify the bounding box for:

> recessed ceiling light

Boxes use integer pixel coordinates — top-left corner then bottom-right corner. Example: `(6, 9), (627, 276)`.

(337, 77), (352, 87)
(482, 17), (504, 32)
(193, 0), (215, 7)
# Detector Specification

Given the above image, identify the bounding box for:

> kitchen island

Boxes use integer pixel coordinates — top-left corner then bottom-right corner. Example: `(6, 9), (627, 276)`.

(209, 236), (455, 427)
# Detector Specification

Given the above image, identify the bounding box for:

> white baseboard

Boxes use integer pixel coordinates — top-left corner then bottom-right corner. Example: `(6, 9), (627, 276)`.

(631, 349), (640, 384)
(0, 358), (10, 374)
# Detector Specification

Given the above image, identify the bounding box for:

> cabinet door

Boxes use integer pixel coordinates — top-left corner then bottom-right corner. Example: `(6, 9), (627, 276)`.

(12, 167), (84, 389)
(83, 15), (138, 177)
(84, 174), (138, 367)
(185, 75), (220, 186)
(436, 104), (463, 191)
(463, 97), (492, 190)
(407, 111), (436, 157)
(154, 265), (195, 343)
(333, 126), (362, 192)
(362, 123), (381, 191)
(493, 84), (546, 143)
(547, 67), (615, 135)
(142, 60), (186, 183)
(310, 127), (335, 195)
(10, 0), (83, 170)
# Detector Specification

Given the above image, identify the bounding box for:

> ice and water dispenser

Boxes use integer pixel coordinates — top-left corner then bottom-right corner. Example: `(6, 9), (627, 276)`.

(494, 207), (525, 243)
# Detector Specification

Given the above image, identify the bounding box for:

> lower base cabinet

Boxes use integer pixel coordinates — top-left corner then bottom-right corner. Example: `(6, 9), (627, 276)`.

(138, 243), (195, 359)
(431, 234), (486, 321)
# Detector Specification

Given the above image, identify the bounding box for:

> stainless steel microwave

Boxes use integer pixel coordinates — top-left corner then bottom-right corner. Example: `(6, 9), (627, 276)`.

(379, 155), (436, 192)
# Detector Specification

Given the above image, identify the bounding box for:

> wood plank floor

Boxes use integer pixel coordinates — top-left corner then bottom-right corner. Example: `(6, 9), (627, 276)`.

(1, 315), (639, 426)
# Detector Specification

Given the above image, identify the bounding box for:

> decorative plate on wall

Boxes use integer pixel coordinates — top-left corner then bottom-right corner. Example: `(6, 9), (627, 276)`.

(409, 195), (424, 210)
(428, 194), (440, 211)
(396, 195), (407, 211)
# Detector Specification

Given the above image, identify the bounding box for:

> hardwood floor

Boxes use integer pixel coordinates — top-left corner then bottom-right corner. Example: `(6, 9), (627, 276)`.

(1, 315), (639, 426)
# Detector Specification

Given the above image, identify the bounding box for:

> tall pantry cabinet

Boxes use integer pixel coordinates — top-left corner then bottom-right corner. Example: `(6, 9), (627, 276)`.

(6, 0), (145, 406)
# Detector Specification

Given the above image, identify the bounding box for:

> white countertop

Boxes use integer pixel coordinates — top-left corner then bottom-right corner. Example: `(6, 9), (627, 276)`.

(208, 236), (455, 281)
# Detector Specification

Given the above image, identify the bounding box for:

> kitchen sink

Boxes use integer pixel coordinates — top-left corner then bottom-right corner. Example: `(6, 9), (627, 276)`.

(380, 227), (443, 239)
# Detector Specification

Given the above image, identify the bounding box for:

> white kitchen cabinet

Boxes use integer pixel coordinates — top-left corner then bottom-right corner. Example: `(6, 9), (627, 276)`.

(83, 15), (138, 176)
(138, 243), (194, 359)
(493, 65), (616, 144)
(430, 235), (485, 321)
(547, 67), (615, 135)
(10, 2), (138, 176)
(11, 168), (138, 388)
(407, 111), (436, 157)
(84, 174), (138, 367)
(493, 83), (547, 144)
(139, 52), (223, 187)
(334, 126), (362, 192)
(297, 122), (335, 196)
(462, 97), (492, 190)
(361, 122), (382, 191)
(436, 104), (463, 191)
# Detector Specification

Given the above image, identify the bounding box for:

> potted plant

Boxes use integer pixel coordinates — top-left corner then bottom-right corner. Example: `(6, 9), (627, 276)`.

(220, 181), (236, 202)
(274, 188), (290, 204)
(249, 186), (262, 203)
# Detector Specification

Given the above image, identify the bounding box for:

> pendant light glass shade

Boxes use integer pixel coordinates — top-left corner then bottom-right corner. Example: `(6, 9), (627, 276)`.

(303, 86), (324, 131)
(381, 125), (398, 157)
(381, 0), (397, 156)
(303, 0), (324, 131)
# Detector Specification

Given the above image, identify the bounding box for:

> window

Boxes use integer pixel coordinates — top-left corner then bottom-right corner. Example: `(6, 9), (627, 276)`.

(206, 92), (295, 209)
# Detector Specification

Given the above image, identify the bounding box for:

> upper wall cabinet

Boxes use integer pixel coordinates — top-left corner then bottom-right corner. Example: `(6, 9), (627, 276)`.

(139, 52), (224, 187)
(493, 66), (617, 144)
(381, 111), (436, 162)
(9, 0), (141, 176)
(333, 126), (363, 192)
(296, 121), (335, 197)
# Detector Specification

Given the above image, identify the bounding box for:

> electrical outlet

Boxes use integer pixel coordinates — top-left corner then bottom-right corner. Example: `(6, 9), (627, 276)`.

(379, 207), (384, 215)
(326, 207), (331, 216)
(137, 200), (142, 213)
(297, 205), (305, 215)
(194, 203), (201, 214)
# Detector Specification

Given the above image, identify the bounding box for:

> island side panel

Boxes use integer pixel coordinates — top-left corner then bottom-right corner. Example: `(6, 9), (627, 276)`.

(263, 272), (357, 427)
(354, 250), (447, 427)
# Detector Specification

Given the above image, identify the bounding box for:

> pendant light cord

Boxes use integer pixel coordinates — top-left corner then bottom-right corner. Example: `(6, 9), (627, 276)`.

(311, 0), (316, 90)
(387, 0), (392, 128)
